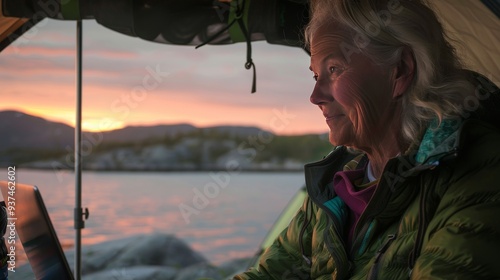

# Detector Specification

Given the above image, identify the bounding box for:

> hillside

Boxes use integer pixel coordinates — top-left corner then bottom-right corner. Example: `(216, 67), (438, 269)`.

(0, 110), (333, 170)
(0, 110), (74, 150)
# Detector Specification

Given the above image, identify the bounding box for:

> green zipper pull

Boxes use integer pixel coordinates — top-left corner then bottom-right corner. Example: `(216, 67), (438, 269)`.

(302, 254), (312, 266)
(367, 234), (397, 280)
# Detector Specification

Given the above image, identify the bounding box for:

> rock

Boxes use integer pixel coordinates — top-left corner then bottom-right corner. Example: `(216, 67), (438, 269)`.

(65, 235), (135, 275)
(65, 233), (207, 275)
(15, 234), (252, 280)
(82, 265), (178, 280)
(174, 262), (225, 280)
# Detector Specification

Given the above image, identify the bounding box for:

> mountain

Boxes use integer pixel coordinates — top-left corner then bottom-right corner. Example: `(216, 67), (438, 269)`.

(97, 124), (269, 144)
(0, 110), (74, 150)
(0, 110), (272, 150)
(93, 124), (197, 143)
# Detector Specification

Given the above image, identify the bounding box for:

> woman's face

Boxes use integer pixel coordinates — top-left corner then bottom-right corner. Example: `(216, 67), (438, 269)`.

(309, 22), (397, 150)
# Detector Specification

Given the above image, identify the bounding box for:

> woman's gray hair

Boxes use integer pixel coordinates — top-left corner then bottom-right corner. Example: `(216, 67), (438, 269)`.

(304, 0), (475, 144)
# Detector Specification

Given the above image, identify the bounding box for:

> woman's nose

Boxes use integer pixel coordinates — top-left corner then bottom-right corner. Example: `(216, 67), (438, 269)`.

(310, 79), (332, 105)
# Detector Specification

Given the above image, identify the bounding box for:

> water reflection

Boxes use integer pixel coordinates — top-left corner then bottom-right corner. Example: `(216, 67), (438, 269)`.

(3, 169), (303, 265)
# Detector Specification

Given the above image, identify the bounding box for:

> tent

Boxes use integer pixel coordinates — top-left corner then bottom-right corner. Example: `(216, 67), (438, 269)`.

(0, 1), (499, 279)
(1, 1), (499, 79)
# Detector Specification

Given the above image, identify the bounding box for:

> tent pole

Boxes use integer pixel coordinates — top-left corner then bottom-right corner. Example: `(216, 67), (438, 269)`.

(74, 19), (83, 280)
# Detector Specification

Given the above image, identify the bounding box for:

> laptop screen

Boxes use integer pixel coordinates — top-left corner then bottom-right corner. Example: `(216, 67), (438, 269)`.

(0, 181), (74, 280)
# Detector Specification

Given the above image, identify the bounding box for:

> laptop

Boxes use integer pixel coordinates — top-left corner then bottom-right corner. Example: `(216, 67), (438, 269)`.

(0, 181), (74, 280)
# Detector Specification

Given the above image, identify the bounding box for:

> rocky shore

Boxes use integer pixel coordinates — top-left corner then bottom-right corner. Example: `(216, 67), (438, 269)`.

(14, 233), (251, 279)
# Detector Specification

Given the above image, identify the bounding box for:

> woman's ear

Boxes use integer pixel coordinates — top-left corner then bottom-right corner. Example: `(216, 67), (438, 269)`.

(393, 47), (415, 99)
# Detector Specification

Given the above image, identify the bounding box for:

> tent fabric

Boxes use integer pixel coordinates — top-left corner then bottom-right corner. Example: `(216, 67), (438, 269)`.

(0, 15), (27, 42)
(0, 0), (498, 81)
(0, 3), (29, 52)
(432, 0), (499, 83)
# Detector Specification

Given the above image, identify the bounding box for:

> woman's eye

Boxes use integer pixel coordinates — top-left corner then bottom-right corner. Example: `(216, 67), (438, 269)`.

(329, 66), (342, 74)
(312, 66), (342, 82)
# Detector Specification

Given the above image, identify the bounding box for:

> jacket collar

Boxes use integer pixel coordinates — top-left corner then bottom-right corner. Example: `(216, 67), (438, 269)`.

(304, 146), (362, 204)
(412, 71), (500, 168)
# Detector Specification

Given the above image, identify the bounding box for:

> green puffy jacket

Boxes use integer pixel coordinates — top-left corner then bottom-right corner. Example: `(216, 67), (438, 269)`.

(234, 73), (500, 279)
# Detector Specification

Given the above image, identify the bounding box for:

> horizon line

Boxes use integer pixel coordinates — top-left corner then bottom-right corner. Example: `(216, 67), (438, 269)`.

(1, 108), (329, 136)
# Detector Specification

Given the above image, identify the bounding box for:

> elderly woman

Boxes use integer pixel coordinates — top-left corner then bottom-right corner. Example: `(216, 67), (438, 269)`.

(235, 0), (500, 279)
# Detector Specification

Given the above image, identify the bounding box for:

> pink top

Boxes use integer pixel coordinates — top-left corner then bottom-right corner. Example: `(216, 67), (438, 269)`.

(333, 169), (377, 247)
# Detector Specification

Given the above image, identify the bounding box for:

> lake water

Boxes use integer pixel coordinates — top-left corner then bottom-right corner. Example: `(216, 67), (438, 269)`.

(1, 168), (304, 266)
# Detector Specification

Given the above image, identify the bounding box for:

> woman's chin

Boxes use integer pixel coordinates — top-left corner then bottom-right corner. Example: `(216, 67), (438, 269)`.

(328, 132), (343, 146)
(329, 131), (356, 148)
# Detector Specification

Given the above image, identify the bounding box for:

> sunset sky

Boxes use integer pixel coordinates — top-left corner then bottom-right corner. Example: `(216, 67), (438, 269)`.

(0, 18), (327, 135)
